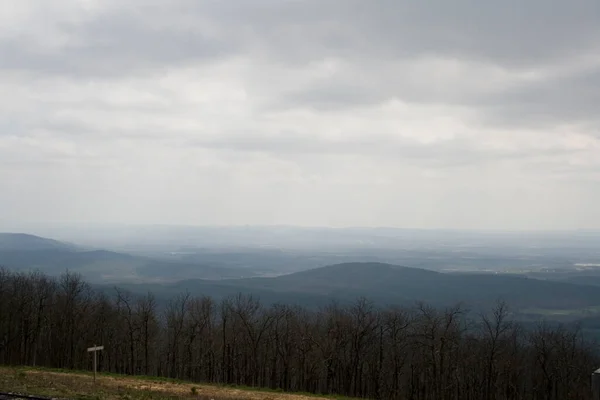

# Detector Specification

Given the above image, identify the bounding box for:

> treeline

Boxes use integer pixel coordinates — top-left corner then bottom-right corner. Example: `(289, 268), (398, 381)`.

(0, 268), (598, 400)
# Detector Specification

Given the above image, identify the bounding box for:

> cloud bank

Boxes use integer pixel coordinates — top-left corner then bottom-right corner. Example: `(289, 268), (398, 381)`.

(1, 0), (600, 229)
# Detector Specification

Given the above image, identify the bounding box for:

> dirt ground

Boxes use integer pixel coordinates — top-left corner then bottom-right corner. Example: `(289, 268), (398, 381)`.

(0, 367), (343, 400)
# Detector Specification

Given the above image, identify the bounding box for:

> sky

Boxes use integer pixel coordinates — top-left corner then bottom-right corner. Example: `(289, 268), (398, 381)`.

(1, 0), (600, 230)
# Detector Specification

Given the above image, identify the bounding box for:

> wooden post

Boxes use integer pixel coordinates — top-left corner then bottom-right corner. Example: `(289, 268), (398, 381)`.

(93, 345), (97, 382)
(87, 345), (104, 383)
(592, 368), (600, 400)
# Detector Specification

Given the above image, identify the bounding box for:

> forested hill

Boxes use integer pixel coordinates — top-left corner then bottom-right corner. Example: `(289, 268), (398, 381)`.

(260, 262), (600, 309)
(122, 262), (600, 311)
(0, 267), (597, 400)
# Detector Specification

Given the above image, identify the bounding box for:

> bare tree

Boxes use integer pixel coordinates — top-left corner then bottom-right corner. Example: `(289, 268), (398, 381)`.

(136, 292), (158, 376)
(0, 269), (598, 400)
(480, 300), (512, 400)
(165, 291), (190, 378)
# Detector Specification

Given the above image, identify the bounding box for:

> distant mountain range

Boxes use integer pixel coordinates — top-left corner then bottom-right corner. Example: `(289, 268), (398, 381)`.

(4, 233), (600, 318)
(0, 233), (255, 283)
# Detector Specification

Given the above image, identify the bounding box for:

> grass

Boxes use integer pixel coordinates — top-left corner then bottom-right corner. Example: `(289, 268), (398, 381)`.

(0, 366), (357, 400)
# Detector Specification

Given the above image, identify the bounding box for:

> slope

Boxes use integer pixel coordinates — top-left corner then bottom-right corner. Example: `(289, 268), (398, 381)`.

(0, 366), (347, 400)
(0, 233), (255, 283)
(0, 233), (75, 251)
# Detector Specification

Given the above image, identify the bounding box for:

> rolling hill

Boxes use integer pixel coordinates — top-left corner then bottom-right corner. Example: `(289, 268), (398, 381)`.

(118, 262), (600, 312)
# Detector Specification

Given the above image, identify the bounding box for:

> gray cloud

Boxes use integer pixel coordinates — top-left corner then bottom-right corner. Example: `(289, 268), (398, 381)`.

(478, 65), (600, 130)
(0, 10), (235, 77)
(4, 1), (599, 76)
(275, 57), (600, 130)
(1, 0), (600, 229)
(200, 0), (600, 66)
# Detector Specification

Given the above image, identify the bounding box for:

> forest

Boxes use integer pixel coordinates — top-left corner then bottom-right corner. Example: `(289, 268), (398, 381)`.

(0, 268), (598, 400)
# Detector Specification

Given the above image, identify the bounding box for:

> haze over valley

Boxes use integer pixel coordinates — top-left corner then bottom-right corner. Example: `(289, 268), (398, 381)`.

(3, 227), (600, 323)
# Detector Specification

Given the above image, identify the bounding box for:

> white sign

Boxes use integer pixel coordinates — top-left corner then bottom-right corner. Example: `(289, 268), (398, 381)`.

(87, 344), (104, 383)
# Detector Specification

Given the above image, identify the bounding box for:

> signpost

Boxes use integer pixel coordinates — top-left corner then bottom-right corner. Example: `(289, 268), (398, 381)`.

(87, 345), (104, 383)
(593, 368), (600, 400)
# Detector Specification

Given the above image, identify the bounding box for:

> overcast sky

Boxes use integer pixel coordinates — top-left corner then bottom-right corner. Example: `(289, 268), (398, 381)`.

(1, 0), (600, 230)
